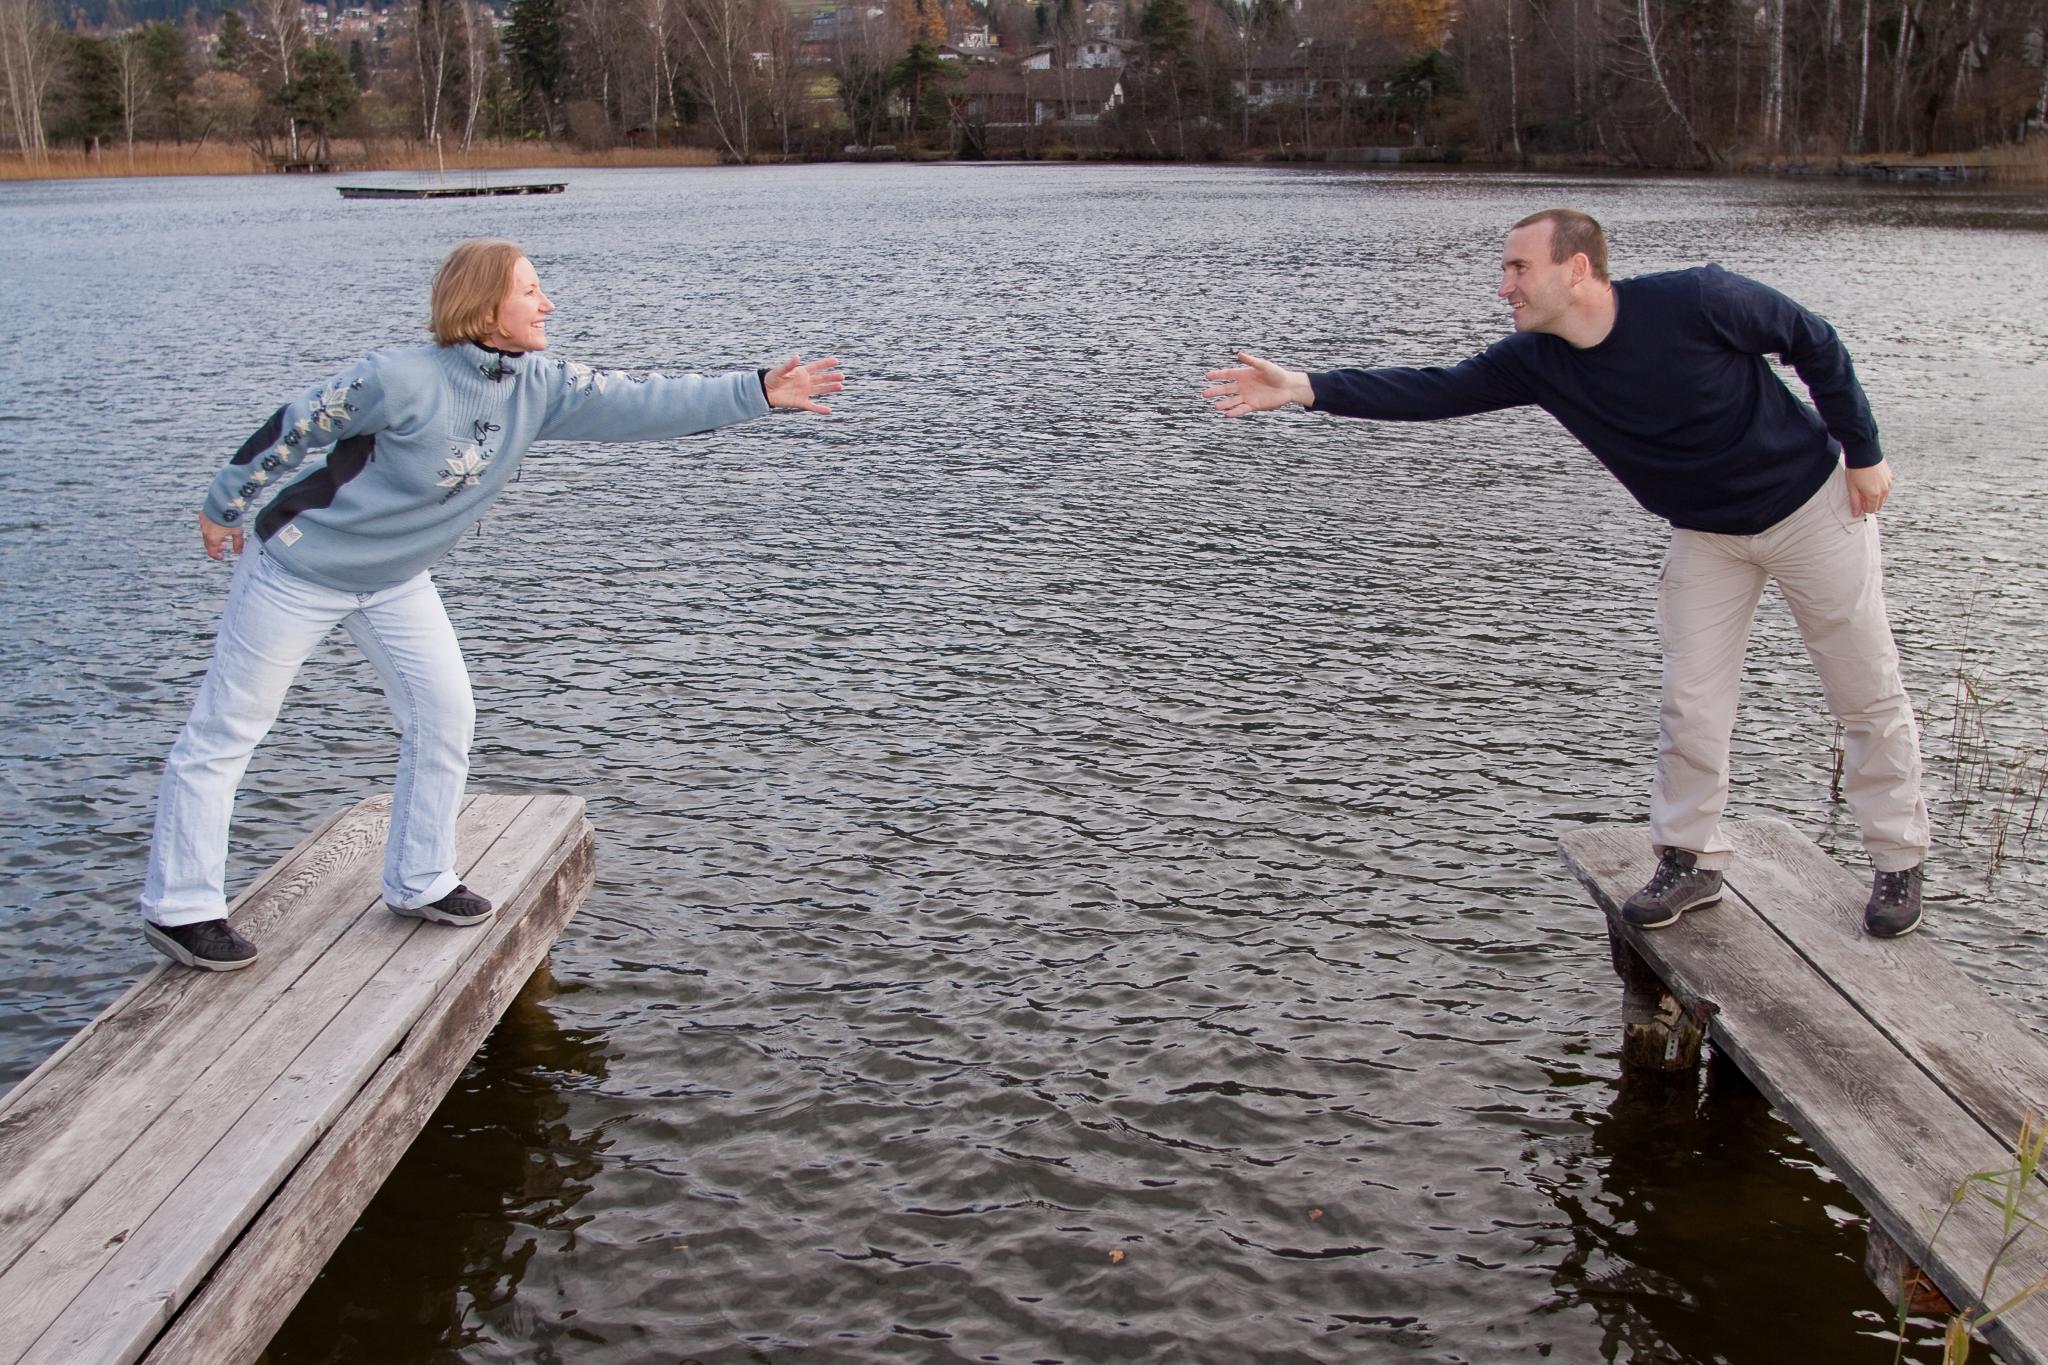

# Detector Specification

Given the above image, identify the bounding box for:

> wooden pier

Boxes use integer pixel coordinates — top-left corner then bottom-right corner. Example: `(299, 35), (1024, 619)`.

(1562, 818), (2048, 1365)
(335, 183), (566, 200)
(0, 792), (593, 1365)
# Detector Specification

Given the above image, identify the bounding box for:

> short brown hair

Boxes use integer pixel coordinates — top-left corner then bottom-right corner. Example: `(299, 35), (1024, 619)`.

(429, 238), (525, 346)
(1512, 208), (1609, 281)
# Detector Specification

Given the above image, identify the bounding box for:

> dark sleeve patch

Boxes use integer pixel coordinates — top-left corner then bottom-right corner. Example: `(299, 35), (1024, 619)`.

(256, 434), (375, 541)
(230, 406), (288, 466)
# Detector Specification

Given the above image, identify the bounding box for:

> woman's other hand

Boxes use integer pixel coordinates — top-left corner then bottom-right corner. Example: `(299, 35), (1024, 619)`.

(764, 355), (844, 415)
(199, 513), (243, 560)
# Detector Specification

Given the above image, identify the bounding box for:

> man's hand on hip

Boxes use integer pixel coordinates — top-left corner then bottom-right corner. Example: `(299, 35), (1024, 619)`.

(1846, 460), (1893, 517)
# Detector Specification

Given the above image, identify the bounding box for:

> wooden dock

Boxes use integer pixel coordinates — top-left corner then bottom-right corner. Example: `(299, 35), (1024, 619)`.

(335, 183), (566, 200)
(1562, 818), (2048, 1364)
(0, 793), (593, 1365)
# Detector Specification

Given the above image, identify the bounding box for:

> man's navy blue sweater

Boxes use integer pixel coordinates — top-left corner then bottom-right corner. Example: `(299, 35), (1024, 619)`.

(1307, 264), (1881, 536)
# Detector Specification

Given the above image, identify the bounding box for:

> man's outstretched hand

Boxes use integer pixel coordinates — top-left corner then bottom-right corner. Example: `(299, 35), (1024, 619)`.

(765, 355), (844, 414)
(1202, 352), (1315, 417)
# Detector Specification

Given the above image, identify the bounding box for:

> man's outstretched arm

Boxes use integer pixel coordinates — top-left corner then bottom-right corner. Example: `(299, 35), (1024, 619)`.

(1203, 352), (1317, 417)
(1205, 348), (1532, 422)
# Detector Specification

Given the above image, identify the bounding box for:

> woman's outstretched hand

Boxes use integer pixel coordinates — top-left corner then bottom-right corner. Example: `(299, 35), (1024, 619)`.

(1202, 352), (1315, 417)
(199, 512), (243, 560)
(765, 355), (844, 414)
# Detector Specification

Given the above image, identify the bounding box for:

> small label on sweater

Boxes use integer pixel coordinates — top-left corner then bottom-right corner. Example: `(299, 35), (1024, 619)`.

(277, 524), (302, 546)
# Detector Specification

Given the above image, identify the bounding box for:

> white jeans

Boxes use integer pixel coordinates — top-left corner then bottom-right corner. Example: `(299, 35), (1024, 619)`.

(1652, 463), (1930, 873)
(140, 549), (474, 927)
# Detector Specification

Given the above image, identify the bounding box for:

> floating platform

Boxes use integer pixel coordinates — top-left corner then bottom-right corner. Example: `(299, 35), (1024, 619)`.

(0, 792), (594, 1365)
(336, 183), (566, 200)
(1562, 818), (2048, 1365)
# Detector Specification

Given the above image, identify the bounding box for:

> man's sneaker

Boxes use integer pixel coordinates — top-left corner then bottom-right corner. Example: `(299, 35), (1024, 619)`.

(1864, 866), (1924, 938)
(390, 883), (495, 927)
(1621, 849), (1724, 929)
(144, 918), (259, 971)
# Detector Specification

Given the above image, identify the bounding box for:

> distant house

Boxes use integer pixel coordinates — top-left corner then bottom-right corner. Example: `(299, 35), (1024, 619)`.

(1083, 0), (1122, 37)
(961, 66), (1124, 126)
(1016, 38), (1129, 70)
(800, 5), (891, 62)
(1231, 49), (1387, 107)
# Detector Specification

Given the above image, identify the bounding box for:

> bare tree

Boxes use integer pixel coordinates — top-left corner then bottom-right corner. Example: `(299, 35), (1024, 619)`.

(1633, 0), (1716, 162)
(1505, 0), (1522, 157)
(114, 30), (156, 160)
(246, 0), (305, 157)
(756, 0), (807, 155)
(411, 0), (462, 143)
(0, 0), (58, 155)
(677, 0), (761, 159)
(460, 0), (493, 146)
(831, 2), (902, 148)
(189, 68), (259, 148)
(1853, 0), (1873, 148)
(638, 0), (678, 142)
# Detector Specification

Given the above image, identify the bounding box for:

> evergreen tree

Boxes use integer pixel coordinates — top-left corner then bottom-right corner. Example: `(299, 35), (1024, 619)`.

(276, 39), (353, 156)
(214, 8), (255, 71)
(138, 20), (193, 138)
(54, 34), (124, 147)
(891, 40), (956, 137)
(504, 0), (565, 135)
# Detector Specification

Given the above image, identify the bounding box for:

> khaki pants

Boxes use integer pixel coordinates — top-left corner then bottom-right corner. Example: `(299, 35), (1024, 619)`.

(1652, 463), (1929, 873)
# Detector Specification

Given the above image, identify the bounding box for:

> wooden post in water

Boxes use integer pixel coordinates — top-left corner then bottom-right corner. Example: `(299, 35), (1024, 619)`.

(1865, 1222), (1960, 1317)
(1606, 921), (1706, 1073)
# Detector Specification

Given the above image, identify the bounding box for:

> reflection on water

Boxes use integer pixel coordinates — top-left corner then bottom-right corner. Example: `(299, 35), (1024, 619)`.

(1545, 1056), (1902, 1362)
(265, 967), (612, 1362)
(3, 165), (2043, 1363)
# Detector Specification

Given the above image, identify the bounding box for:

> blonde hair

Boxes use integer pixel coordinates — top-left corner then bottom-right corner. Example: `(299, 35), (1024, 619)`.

(1512, 208), (1610, 281)
(429, 239), (526, 346)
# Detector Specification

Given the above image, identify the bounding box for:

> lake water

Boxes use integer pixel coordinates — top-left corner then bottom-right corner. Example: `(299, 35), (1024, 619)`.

(2, 163), (2045, 1364)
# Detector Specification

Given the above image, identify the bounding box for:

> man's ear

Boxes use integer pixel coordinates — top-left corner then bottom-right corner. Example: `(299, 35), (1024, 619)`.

(1570, 253), (1591, 287)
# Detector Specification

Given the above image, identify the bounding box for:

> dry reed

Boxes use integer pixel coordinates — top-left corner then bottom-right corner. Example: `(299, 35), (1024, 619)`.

(0, 139), (722, 181)
(1892, 1114), (2048, 1365)
(0, 145), (266, 179)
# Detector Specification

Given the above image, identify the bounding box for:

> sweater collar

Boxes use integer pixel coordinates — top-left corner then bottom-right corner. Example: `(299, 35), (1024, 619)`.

(450, 340), (537, 384)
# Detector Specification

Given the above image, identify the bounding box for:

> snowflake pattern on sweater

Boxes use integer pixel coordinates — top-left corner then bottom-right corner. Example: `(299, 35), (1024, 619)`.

(203, 343), (769, 593)
(438, 445), (490, 492)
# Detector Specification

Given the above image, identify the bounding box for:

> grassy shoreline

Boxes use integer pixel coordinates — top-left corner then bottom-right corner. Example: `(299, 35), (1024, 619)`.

(4, 137), (2044, 184)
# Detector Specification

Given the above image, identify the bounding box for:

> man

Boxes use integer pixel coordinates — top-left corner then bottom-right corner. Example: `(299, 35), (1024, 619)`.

(1202, 207), (1929, 938)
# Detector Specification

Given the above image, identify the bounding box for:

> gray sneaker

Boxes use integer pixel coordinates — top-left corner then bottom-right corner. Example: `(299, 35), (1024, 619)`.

(144, 918), (259, 971)
(1863, 866), (1924, 938)
(389, 883), (495, 927)
(1622, 849), (1724, 929)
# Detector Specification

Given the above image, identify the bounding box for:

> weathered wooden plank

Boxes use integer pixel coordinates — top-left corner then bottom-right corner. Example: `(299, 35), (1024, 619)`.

(0, 799), (395, 1280)
(0, 802), (358, 1128)
(0, 796), (529, 1365)
(1723, 818), (2048, 1153)
(1561, 825), (2048, 1365)
(136, 800), (594, 1365)
(22, 797), (585, 1365)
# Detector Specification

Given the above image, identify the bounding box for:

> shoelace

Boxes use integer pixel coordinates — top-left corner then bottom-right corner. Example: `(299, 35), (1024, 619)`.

(1647, 855), (1687, 892)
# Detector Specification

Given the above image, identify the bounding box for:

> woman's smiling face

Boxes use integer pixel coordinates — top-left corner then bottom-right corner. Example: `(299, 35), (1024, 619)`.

(483, 256), (553, 352)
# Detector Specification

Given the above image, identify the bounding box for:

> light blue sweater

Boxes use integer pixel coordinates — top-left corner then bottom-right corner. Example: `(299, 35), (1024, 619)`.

(203, 341), (771, 592)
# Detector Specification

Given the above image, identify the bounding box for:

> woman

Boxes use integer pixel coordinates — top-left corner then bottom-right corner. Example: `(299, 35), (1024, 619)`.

(140, 238), (844, 971)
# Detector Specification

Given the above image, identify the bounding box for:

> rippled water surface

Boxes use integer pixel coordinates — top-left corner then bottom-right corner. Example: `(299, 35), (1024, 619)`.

(3, 165), (2046, 1364)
